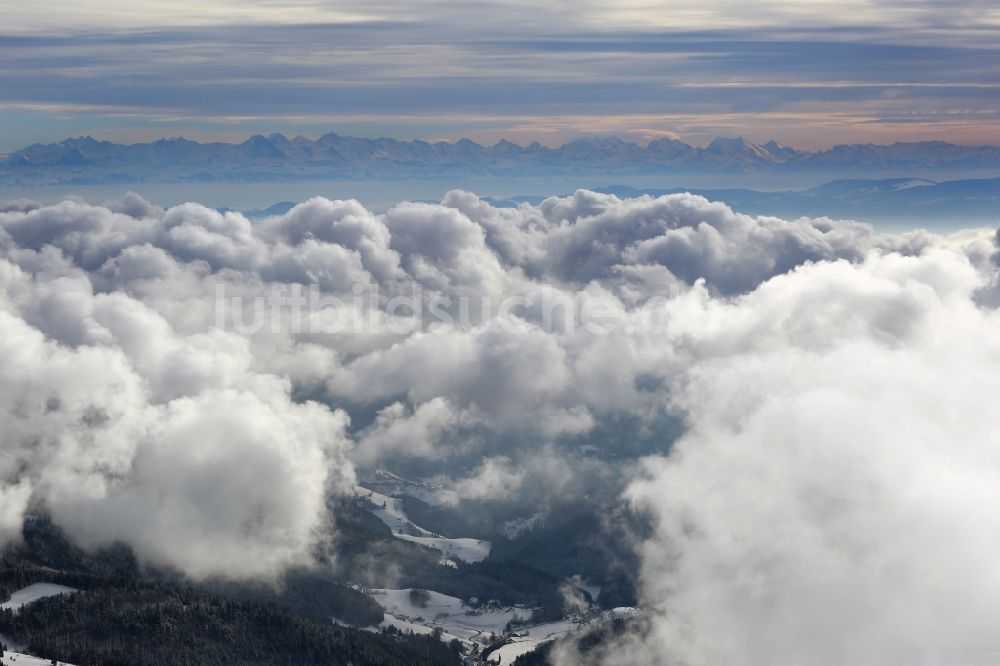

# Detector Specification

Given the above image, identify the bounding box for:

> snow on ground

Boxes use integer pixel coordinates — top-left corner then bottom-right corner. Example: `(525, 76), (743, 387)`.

(2, 651), (75, 666)
(379, 613), (467, 644)
(356, 485), (492, 563)
(365, 470), (459, 506)
(355, 486), (434, 536)
(1, 584), (79, 666)
(486, 609), (641, 664)
(1, 583), (77, 612)
(488, 619), (581, 665)
(333, 611), (466, 646)
(604, 607), (640, 621)
(370, 588), (531, 647)
(395, 535), (491, 563)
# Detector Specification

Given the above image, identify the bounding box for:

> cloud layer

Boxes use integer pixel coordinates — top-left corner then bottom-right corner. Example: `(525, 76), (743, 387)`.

(2, 186), (999, 666)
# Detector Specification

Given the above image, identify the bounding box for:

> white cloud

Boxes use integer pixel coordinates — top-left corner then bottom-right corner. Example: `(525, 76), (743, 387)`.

(0, 248), (353, 580)
(1, 186), (998, 609)
(354, 397), (480, 466)
(576, 250), (1000, 666)
(55, 387), (352, 581)
(452, 456), (528, 502)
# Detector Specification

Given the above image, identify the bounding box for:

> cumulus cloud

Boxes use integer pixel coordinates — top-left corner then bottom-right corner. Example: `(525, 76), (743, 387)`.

(104, 191), (165, 220)
(354, 397), (480, 466)
(56, 388), (352, 581)
(0, 243), (353, 580)
(524, 190), (930, 294)
(0, 185), (997, 616)
(567, 251), (1000, 666)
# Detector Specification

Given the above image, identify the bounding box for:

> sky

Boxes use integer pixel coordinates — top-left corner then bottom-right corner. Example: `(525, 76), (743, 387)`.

(2, 0), (1000, 151)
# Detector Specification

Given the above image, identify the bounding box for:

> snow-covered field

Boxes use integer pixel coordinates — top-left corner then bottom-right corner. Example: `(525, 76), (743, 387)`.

(357, 587), (640, 662)
(487, 619), (580, 665)
(356, 485), (492, 563)
(1, 583), (79, 666)
(1, 583), (77, 612)
(370, 588), (531, 647)
(364, 470), (459, 506)
(2, 651), (74, 666)
(355, 486), (434, 536)
(395, 535), (491, 563)
(352, 478), (632, 661)
(486, 608), (640, 664)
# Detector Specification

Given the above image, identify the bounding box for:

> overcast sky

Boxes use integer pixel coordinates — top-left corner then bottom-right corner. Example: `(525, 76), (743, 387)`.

(2, 0), (1000, 150)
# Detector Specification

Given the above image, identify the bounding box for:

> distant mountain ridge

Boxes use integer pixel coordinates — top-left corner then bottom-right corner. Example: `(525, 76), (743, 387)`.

(4, 133), (1000, 185)
(592, 177), (1000, 226)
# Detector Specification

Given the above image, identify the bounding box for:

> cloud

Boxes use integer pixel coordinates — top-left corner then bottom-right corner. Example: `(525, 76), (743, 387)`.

(104, 191), (165, 219)
(451, 456), (528, 502)
(0, 186), (997, 606)
(559, 575), (593, 614)
(56, 388), (352, 581)
(260, 197), (401, 284)
(0, 244), (353, 580)
(527, 190), (930, 294)
(568, 250), (1000, 665)
(354, 397), (480, 466)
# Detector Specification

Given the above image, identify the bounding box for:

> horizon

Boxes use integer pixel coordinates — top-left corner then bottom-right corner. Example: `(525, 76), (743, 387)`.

(6, 128), (1000, 224)
(13, 131), (1000, 152)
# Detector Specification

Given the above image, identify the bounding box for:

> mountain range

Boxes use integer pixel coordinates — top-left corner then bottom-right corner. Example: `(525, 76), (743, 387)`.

(5, 134), (1000, 185)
